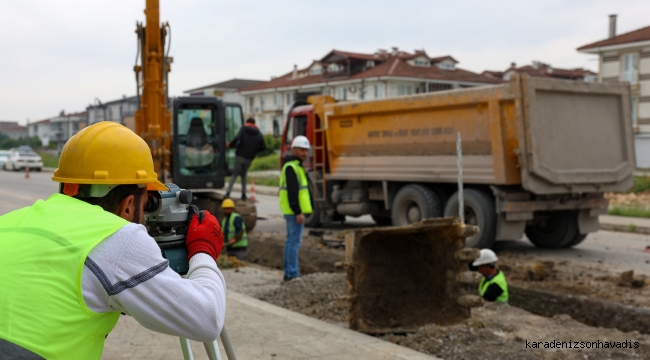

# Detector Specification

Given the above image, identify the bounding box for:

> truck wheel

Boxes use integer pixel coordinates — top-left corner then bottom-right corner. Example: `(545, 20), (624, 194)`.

(371, 214), (393, 226)
(563, 233), (587, 248)
(443, 189), (497, 249)
(304, 172), (322, 228)
(391, 184), (442, 226)
(525, 211), (579, 248)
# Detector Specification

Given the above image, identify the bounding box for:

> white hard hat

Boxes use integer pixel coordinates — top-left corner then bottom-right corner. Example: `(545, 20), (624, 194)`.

(291, 135), (310, 149)
(472, 249), (498, 266)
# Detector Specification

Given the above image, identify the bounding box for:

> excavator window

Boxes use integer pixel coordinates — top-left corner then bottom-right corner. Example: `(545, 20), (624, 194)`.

(225, 105), (244, 170)
(176, 108), (219, 176)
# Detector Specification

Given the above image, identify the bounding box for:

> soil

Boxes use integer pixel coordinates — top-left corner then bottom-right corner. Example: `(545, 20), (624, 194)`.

(497, 252), (650, 308)
(226, 269), (650, 360)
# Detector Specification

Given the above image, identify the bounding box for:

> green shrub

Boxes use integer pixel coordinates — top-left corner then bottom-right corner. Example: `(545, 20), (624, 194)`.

(632, 176), (650, 193)
(260, 134), (281, 157)
(250, 153), (281, 171)
(609, 206), (650, 218)
(38, 151), (59, 168)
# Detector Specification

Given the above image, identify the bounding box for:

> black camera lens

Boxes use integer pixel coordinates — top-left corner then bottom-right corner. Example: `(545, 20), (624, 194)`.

(143, 193), (160, 213)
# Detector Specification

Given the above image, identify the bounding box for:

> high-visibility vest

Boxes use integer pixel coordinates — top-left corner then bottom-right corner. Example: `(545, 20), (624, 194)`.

(0, 194), (128, 360)
(279, 160), (312, 215)
(221, 212), (248, 248)
(478, 270), (509, 303)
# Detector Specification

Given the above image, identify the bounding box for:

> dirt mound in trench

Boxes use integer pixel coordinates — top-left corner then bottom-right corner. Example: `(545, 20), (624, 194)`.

(253, 271), (650, 360)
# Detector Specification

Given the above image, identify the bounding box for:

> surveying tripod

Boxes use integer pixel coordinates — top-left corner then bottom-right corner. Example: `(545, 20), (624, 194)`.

(179, 326), (237, 360)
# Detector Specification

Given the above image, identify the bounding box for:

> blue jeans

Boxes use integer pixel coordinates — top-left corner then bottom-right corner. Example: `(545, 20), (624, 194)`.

(283, 215), (304, 278)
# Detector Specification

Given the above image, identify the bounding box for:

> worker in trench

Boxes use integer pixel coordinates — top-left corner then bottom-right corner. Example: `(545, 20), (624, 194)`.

(221, 198), (248, 261)
(279, 135), (313, 282)
(0, 122), (226, 360)
(470, 249), (509, 304)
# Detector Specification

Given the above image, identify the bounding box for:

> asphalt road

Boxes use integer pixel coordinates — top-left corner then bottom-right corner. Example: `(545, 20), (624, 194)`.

(2, 170), (649, 274)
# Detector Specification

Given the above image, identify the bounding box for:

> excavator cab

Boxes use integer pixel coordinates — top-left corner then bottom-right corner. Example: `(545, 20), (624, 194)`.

(172, 97), (244, 190)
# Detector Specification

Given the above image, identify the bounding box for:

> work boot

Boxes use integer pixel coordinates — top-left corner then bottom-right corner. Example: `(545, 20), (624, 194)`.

(241, 194), (247, 201)
(283, 275), (301, 283)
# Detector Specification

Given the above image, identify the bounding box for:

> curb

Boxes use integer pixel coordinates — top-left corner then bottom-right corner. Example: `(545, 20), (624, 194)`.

(599, 222), (650, 235)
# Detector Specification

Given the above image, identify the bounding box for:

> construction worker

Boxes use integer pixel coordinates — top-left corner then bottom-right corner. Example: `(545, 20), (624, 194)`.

(221, 198), (248, 261)
(471, 249), (509, 304)
(225, 118), (267, 200)
(279, 135), (313, 282)
(0, 122), (226, 359)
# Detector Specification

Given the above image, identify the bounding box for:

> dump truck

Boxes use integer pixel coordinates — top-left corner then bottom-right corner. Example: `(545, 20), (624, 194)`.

(281, 75), (635, 248)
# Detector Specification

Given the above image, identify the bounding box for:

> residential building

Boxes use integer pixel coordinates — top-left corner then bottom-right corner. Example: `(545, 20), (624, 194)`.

(86, 96), (139, 129)
(0, 121), (27, 139)
(239, 47), (503, 135)
(482, 62), (597, 82)
(28, 111), (87, 151)
(578, 15), (650, 167)
(183, 78), (266, 108)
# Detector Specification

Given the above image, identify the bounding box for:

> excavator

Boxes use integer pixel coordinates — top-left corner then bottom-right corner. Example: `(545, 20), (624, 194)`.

(132, 0), (257, 230)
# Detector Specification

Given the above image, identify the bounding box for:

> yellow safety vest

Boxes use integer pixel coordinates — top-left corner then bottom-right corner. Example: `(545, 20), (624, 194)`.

(478, 270), (509, 303)
(220, 212), (248, 248)
(279, 160), (313, 215)
(0, 194), (127, 359)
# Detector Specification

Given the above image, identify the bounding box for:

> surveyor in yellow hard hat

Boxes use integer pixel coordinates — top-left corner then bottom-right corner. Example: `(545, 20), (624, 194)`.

(0, 122), (226, 360)
(221, 198), (248, 260)
(470, 249), (509, 304)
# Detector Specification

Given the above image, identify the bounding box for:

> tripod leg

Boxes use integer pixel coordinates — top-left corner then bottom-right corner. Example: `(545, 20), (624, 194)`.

(220, 326), (237, 360)
(180, 337), (194, 360)
(203, 341), (222, 360)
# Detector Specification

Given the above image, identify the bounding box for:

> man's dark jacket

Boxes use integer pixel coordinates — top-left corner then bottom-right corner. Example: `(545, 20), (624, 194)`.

(229, 125), (267, 160)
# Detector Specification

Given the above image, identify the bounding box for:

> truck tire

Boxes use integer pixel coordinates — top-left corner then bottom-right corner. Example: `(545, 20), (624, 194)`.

(525, 211), (579, 248)
(304, 172), (322, 228)
(391, 184), (442, 226)
(563, 233), (588, 248)
(371, 214), (393, 226)
(443, 189), (496, 249)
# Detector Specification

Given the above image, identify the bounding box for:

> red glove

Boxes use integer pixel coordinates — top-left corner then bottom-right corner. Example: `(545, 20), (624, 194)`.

(186, 210), (224, 262)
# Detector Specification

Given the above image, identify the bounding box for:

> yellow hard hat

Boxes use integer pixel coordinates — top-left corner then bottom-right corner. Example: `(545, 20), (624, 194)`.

(52, 122), (167, 191)
(222, 198), (235, 209)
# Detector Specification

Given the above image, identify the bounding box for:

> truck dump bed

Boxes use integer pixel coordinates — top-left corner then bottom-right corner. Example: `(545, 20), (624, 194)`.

(320, 75), (635, 194)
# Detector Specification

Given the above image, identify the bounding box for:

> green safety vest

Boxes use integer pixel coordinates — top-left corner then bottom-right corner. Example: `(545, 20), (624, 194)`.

(279, 160), (313, 215)
(478, 270), (509, 303)
(221, 212), (248, 248)
(0, 194), (128, 360)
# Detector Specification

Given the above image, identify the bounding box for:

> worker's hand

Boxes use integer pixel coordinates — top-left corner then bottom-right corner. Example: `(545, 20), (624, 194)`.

(227, 238), (237, 246)
(186, 210), (224, 262)
(296, 214), (305, 225)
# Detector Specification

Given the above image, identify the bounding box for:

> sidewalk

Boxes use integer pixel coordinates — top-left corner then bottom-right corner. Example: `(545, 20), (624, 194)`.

(103, 291), (439, 360)
(599, 214), (650, 235)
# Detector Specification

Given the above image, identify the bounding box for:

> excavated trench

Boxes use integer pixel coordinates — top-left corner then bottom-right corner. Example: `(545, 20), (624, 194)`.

(246, 227), (650, 335)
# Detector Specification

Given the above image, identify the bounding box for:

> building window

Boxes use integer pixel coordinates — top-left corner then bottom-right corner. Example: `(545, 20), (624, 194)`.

(620, 53), (638, 84)
(398, 84), (412, 95)
(428, 83), (453, 92)
(366, 60), (375, 68)
(632, 96), (638, 128)
(438, 62), (455, 70)
(309, 67), (322, 75)
(260, 96), (265, 111)
(374, 84), (384, 99)
(248, 97), (254, 113)
(328, 64), (340, 73)
(414, 60), (430, 67)
(286, 92), (293, 105)
(337, 87), (346, 100)
(259, 119), (266, 133)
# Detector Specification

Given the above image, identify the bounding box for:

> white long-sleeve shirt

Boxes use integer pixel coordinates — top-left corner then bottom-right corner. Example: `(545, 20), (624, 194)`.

(81, 223), (226, 342)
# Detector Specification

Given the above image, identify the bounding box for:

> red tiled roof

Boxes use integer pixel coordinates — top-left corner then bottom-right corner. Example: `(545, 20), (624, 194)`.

(321, 50), (378, 62)
(509, 65), (596, 79)
(352, 58), (502, 83)
(578, 25), (650, 51)
(429, 55), (458, 63)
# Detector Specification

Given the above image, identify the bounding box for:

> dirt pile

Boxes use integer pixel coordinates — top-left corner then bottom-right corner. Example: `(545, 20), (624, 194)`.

(498, 253), (650, 308)
(258, 272), (348, 325)
(246, 231), (346, 274)
(249, 270), (650, 360)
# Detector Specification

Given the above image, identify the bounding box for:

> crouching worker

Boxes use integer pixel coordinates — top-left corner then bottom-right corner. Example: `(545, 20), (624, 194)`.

(470, 249), (509, 304)
(0, 122), (226, 360)
(221, 198), (248, 261)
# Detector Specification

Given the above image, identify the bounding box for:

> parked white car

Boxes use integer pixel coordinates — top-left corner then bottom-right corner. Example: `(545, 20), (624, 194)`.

(3, 148), (43, 171)
(0, 150), (10, 168)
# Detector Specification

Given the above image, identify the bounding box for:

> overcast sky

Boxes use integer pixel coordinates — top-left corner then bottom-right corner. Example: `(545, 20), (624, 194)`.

(1, 0), (648, 123)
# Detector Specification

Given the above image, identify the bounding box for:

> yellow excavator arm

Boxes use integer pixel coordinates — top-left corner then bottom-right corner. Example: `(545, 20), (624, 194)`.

(134, 0), (171, 182)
